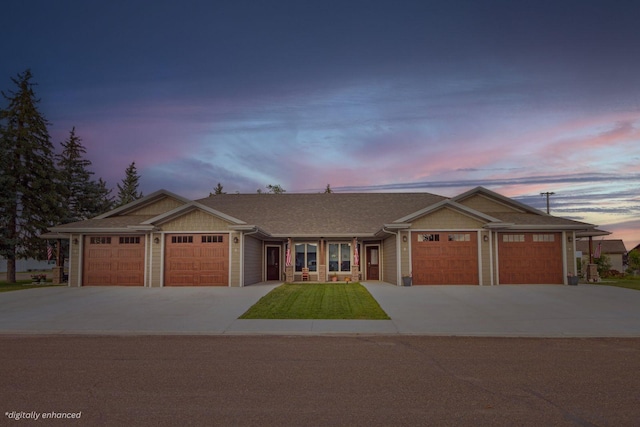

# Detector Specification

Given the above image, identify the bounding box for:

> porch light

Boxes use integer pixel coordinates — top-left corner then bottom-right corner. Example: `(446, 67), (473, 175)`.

(154, 237), (160, 244)
(483, 235), (489, 242)
(233, 237), (239, 244)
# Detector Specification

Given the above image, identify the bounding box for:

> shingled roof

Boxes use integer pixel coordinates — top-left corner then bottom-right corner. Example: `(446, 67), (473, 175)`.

(195, 193), (447, 236)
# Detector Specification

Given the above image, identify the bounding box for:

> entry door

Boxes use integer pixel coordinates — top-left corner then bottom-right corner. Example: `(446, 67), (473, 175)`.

(266, 247), (280, 281)
(366, 246), (380, 280)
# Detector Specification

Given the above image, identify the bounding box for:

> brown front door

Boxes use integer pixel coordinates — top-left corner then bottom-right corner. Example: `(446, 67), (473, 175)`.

(366, 246), (380, 280)
(266, 246), (280, 281)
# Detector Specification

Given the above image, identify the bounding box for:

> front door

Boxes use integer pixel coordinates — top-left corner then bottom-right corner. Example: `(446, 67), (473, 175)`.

(266, 246), (280, 281)
(366, 246), (380, 280)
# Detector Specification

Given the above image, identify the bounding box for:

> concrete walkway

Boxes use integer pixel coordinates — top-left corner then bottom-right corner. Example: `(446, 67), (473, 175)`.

(1, 282), (640, 337)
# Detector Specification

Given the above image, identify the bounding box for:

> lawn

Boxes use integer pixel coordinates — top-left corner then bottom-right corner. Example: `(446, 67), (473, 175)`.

(239, 282), (390, 320)
(0, 280), (62, 293)
(596, 276), (640, 291)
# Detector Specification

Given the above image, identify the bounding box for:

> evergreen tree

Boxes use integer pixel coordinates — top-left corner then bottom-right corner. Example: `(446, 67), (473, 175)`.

(0, 70), (63, 283)
(56, 127), (113, 221)
(265, 184), (286, 194)
(324, 184), (333, 193)
(210, 182), (225, 196)
(116, 161), (143, 206)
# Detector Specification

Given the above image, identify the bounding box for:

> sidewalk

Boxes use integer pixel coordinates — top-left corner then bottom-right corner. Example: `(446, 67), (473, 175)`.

(1, 282), (640, 337)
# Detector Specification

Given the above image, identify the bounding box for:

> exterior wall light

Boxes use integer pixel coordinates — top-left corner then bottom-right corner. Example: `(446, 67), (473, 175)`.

(233, 236), (239, 244)
(402, 235), (408, 242)
(154, 237), (160, 244)
(483, 235), (489, 242)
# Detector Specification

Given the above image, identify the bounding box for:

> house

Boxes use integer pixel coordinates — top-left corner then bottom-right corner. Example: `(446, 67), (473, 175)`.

(576, 239), (627, 272)
(48, 186), (598, 287)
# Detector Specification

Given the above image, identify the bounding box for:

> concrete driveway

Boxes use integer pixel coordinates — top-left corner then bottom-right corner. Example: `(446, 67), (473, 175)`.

(1, 282), (640, 336)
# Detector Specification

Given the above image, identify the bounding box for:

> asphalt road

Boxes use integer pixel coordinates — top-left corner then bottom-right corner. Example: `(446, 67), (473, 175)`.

(2, 335), (639, 426)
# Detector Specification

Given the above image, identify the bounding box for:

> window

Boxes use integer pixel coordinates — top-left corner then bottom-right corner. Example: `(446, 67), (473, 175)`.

(448, 233), (470, 242)
(202, 235), (224, 243)
(418, 234), (440, 242)
(329, 243), (351, 272)
(90, 237), (111, 244)
(533, 234), (555, 242)
(119, 236), (140, 244)
(295, 243), (317, 272)
(502, 234), (525, 242)
(171, 235), (193, 243)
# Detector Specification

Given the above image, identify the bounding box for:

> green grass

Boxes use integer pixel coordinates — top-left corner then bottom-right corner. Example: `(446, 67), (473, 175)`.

(596, 276), (640, 291)
(239, 282), (390, 320)
(0, 280), (62, 293)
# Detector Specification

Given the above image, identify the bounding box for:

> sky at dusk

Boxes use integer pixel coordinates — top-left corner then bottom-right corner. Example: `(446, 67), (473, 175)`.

(2, 0), (639, 249)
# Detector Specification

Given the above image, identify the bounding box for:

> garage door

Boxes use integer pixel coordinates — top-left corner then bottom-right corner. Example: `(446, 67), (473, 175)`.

(498, 233), (563, 284)
(412, 232), (478, 285)
(165, 234), (229, 286)
(83, 236), (145, 286)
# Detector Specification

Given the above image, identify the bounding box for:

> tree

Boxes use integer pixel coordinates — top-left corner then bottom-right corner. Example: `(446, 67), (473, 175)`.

(116, 161), (143, 206)
(56, 127), (113, 221)
(627, 250), (640, 275)
(265, 184), (286, 194)
(0, 70), (63, 283)
(210, 182), (225, 196)
(324, 184), (333, 193)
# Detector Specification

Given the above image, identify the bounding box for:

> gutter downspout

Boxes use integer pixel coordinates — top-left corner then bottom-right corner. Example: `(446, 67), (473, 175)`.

(381, 227), (401, 286)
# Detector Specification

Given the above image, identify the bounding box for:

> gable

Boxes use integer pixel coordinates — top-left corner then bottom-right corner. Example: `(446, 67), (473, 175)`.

(128, 196), (186, 216)
(457, 194), (523, 213)
(160, 209), (234, 232)
(410, 207), (485, 229)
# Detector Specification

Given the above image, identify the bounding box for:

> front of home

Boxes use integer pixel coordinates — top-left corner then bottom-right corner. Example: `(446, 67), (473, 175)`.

(48, 187), (596, 287)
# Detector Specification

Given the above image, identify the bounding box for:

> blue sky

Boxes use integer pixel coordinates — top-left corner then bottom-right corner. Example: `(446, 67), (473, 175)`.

(2, 0), (639, 248)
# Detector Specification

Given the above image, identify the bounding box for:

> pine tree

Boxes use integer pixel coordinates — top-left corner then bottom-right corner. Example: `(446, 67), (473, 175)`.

(56, 127), (113, 221)
(116, 161), (143, 206)
(324, 184), (333, 193)
(0, 70), (63, 283)
(210, 182), (225, 196)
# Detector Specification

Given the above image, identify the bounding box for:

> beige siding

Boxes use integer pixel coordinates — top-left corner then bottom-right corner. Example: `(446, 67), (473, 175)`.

(149, 232), (163, 287)
(243, 236), (263, 285)
(69, 233), (82, 287)
(161, 209), (232, 231)
(457, 194), (522, 213)
(411, 207), (484, 229)
(130, 197), (185, 216)
(399, 231), (411, 278)
(480, 231), (492, 285)
(229, 232), (241, 286)
(382, 235), (398, 285)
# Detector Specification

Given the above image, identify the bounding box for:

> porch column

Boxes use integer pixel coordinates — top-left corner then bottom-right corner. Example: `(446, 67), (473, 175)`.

(285, 238), (294, 282)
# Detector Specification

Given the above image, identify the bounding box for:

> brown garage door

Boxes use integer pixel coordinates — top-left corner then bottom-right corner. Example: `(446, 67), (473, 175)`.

(412, 232), (478, 285)
(83, 236), (145, 286)
(165, 234), (229, 286)
(498, 233), (563, 284)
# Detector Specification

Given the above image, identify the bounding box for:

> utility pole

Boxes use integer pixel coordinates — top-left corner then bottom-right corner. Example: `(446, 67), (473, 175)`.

(540, 191), (555, 214)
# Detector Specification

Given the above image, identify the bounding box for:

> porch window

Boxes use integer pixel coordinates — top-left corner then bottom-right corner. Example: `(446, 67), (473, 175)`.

(295, 243), (317, 272)
(328, 243), (351, 272)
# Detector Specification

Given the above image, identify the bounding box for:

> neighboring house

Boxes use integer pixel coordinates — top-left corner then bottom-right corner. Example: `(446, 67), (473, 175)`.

(48, 186), (598, 287)
(0, 258), (54, 273)
(576, 239), (627, 272)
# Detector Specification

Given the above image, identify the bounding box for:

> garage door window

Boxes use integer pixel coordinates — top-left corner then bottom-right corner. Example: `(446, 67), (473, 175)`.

(90, 237), (111, 244)
(119, 237), (140, 244)
(418, 234), (440, 242)
(202, 235), (224, 243)
(503, 234), (525, 242)
(171, 235), (193, 243)
(448, 233), (470, 242)
(533, 234), (555, 242)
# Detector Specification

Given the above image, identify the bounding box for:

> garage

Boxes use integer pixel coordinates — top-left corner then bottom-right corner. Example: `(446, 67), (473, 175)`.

(411, 232), (478, 285)
(164, 234), (229, 286)
(498, 232), (563, 284)
(83, 235), (145, 286)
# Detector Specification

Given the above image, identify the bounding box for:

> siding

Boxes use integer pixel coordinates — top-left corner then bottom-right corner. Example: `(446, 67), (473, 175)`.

(161, 209), (231, 231)
(131, 197), (185, 216)
(410, 207), (484, 229)
(243, 235), (263, 285)
(457, 194), (522, 213)
(70, 233), (81, 287)
(382, 234), (398, 285)
(480, 231), (492, 285)
(149, 232), (163, 287)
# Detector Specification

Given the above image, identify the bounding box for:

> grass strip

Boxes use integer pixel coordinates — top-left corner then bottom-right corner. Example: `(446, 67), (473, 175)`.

(240, 282), (390, 319)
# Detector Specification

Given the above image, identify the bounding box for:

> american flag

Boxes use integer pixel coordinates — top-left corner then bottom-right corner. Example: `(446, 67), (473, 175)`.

(285, 243), (292, 266)
(353, 239), (359, 266)
(47, 244), (53, 261)
(594, 242), (602, 259)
